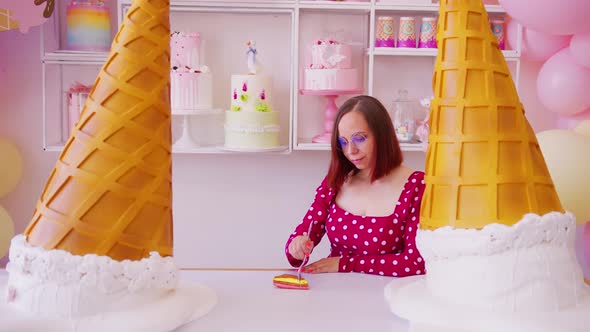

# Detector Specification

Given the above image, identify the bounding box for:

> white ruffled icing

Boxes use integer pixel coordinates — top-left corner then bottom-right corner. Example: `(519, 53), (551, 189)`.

(6, 235), (178, 318)
(417, 212), (576, 259)
(417, 212), (589, 313)
(224, 124), (280, 133)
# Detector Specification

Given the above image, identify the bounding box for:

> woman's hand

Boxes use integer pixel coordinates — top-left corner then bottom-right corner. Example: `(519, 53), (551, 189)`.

(288, 235), (313, 261)
(303, 257), (340, 273)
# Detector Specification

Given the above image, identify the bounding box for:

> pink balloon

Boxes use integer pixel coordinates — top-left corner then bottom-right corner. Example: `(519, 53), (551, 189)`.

(506, 20), (570, 62)
(499, 0), (590, 35)
(570, 33), (590, 68)
(0, 0), (48, 33)
(556, 108), (590, 129)
(537, 48), (590, 116)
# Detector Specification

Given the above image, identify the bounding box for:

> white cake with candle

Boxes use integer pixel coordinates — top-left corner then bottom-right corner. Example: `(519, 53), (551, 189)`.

(224, 41), (281, 150)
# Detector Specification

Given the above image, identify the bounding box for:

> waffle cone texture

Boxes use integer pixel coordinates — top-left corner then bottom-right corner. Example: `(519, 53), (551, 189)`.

(0, 9), (19, 31)
(24, 0), (173, 261)
(420, 0), (564, 230)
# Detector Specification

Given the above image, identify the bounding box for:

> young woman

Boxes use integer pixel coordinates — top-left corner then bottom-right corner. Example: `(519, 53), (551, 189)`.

(285, 95), (426, 277)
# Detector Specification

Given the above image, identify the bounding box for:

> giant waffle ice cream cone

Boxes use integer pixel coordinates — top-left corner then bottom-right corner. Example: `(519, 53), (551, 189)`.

(1, 0), (217, 329)
(24, 0), (173, 261)
(420, 0), (563, 230)
(385, 1), (590, 331)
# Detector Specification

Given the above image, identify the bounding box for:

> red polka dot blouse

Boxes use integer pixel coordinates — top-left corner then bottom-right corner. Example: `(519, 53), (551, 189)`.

(285, 171), (426, 277)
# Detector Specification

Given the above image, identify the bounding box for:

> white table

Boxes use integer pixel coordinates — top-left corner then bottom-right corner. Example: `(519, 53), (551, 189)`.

(0, 269), (410, 332)
(175, 270), (409, 332)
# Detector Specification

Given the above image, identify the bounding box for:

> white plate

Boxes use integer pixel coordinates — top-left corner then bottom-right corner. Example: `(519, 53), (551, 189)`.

(385, 276), (590, 332)
(0, 278), (217, 332)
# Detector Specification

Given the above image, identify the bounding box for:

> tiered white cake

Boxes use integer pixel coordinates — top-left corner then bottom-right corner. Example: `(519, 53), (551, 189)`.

(170, 32), (212, 112)
(303, 39), (359, 91)
(225, 75), (279, 149)
(224, 41), (280, 150)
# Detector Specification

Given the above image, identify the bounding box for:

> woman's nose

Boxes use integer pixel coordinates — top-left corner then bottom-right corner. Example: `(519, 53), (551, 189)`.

(346, 142), (359, 153)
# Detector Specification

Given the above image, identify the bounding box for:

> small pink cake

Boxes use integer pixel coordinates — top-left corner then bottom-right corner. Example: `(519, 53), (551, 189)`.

(66, 82), (92, 136)
(170, 32), (213, 112)
(304, 39), (359, 91)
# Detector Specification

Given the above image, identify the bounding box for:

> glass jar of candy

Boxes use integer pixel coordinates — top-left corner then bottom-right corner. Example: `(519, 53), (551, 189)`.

(390, 89), (422, 143)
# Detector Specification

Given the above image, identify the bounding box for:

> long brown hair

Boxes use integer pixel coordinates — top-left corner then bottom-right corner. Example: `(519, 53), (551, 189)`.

(327, 95), (403, 193)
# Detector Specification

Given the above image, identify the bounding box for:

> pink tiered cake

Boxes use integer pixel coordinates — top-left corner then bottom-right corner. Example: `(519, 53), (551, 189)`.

(170, 32), (213, 112)
(66, 0), (111, 51)
(303, 39), (359, 91)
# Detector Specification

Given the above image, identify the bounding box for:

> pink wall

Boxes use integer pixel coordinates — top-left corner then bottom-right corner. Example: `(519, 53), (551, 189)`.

(0, 27), (61, 266)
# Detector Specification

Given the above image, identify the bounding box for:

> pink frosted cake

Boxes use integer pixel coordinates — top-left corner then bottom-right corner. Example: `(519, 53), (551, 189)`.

(66, 82), (92, 136)
(170, 32), (213, 112)
(303, 39), (359, 91)
(66, 0), (111, 51)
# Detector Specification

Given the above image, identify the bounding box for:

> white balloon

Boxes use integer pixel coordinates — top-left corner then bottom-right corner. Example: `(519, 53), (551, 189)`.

(574, 120), (590, 137)
(537, 130), (590, 223)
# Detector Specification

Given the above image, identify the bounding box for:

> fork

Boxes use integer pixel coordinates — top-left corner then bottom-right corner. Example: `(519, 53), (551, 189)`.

(297, 222), (314, 283)
(296, 254), (309, 283)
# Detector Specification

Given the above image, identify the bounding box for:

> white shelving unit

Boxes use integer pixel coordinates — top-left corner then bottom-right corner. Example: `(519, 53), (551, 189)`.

(369, 47), (519, 58)
(40, 0), (521, 154)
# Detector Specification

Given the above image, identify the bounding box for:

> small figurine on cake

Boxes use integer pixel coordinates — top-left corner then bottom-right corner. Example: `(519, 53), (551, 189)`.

(246, 40), (259, 74)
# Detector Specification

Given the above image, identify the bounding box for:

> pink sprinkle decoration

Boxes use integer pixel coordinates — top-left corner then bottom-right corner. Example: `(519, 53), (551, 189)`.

(233, 89), (237, 100)
(242, 82), (248, 92)
(260, 89), (266, 100)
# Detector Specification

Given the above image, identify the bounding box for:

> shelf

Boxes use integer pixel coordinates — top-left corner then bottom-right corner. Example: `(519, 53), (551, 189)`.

(368, 47), (519, 59)
(119, 0), (295, 11)
(298, 0), (371, 12)
(42, 51), (109, 64)
(374, 3), (506, 14)
(43, 144), (291, 154)
(118, 0), (505, 13)
(40, 0), (518, 155)
(295, 141), (425, 152)
(43, 144), (65, 152)
(42, 46), (518, 64)
(372, 47), (437, 56)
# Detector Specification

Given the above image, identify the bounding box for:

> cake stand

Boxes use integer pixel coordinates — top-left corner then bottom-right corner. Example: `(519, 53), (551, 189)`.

(171, 108), (222, 149)
(299, 89), (364, 143)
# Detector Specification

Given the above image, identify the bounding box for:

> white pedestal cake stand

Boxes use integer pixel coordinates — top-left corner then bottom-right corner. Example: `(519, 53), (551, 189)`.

(172, 108), (222, 149)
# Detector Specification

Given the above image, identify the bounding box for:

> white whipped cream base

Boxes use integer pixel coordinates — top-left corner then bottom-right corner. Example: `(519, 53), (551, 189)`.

(6, 235), (178, 319)
(417, 212), (588, 313)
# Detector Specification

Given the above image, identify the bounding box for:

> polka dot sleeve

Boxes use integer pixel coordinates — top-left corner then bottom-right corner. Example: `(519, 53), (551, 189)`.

(339, 172), (426, 277)
(285, 177), (333, 267)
